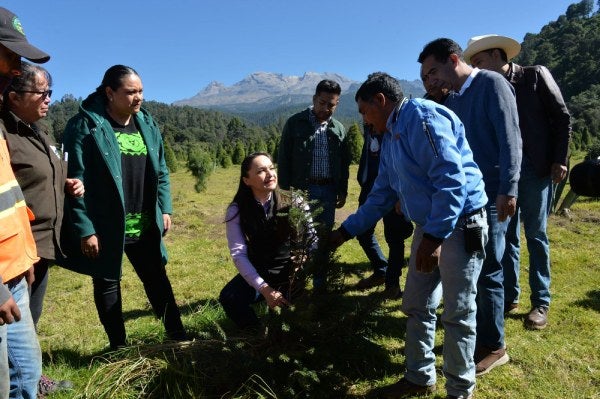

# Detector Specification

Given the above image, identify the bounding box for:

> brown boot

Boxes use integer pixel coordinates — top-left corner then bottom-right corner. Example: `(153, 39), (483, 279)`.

(475, 346), (509, 376)
(525, 306), (548, 330)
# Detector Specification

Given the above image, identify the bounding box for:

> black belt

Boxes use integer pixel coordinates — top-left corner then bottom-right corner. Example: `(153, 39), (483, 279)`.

(463, 207), (485, 219)
(308, 177), (333, 185)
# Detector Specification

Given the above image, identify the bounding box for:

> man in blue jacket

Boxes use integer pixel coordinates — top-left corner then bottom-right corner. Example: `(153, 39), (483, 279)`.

(419, 38), (522, 376)
(331, 72), (488, 399)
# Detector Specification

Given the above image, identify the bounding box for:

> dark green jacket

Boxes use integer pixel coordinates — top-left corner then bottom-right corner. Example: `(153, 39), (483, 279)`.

(277, 108), (350, 197)
(60, 92), (172, 279)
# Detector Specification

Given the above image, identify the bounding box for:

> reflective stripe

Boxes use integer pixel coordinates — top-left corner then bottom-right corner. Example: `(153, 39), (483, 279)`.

(0, 182), (26, 212)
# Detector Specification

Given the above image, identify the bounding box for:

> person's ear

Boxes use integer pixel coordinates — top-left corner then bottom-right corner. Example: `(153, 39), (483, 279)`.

(449, 53), (461, 68)
(105, 87), (114, 102)
(373, 92), (386, 107)
(242, 176), (249, 186)
(7, 91), (19, 104)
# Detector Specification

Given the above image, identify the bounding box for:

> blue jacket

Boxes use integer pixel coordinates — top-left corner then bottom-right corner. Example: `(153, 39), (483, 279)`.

(342, 98), (488, 240)
(445, 69), (522, 198)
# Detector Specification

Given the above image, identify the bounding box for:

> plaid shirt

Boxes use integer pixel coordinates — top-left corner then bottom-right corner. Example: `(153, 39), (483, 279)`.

(308, 106), (331, 179)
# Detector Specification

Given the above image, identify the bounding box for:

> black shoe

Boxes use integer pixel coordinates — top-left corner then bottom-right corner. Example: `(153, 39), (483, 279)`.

(355, 273), (386, 290)
(380, 377), (436, 398)
(383, 285), (403, 299)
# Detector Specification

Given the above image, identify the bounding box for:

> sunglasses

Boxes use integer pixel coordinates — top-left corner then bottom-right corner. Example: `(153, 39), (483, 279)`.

(13, 89), (53, 98)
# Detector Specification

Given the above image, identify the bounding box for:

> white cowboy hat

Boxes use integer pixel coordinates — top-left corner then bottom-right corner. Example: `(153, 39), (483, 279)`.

(463, 34), (521, 65)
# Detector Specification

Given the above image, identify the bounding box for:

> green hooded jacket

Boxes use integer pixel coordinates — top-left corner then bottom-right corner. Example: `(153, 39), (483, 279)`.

(60, 91), (172, 279)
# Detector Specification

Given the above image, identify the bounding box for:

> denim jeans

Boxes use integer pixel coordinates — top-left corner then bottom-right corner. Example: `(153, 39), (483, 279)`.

(402, 212), (487, 398)
(308, 184), (337, 287)
(476, 202), (510, 351)
(0, 277), (42, 399)
(502, 158), (552, 308)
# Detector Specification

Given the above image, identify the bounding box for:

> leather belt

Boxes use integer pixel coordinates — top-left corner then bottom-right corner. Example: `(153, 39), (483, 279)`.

(308, 177), (333, 185)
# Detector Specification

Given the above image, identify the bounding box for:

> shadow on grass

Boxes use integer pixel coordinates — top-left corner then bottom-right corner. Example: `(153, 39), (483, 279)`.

(81, 286), (415, 399)
(573, 289), (600, 312)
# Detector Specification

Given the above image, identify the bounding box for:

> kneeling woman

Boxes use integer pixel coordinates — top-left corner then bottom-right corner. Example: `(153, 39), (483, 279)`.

(220, 152), (315, 328)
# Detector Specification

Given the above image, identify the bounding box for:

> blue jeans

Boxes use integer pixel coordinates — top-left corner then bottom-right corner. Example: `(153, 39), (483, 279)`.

(476, 202), (509, 351)
(308, 184), (337, 287)
(402, 212), (487, 397)
(0, 277), (42, 399)
(502, 158), (552, 308)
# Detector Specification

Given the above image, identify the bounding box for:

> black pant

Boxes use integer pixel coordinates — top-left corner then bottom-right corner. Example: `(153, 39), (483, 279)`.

(29, 258), (50, 329)
(92, 236), (186, 348)
(219, 274), (289, 328)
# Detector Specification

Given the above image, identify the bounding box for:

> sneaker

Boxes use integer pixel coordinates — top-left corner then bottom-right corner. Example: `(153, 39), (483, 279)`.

(525, 306), (548, 330)
(38, 374), (73, 396)
(504, 302), (519, 315)
(475, 346), (509, 376)
(447, 395), (473, 399)
(383, 285), (403, 299)
(355, 273), (386, 290)
(380, 377), (436, 398)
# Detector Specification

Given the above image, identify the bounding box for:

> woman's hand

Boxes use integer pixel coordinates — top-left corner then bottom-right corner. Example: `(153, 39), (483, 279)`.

(81, 234), (100, 258)
(162, 214), (172, 236)
(65, 178), (85, 197)
(259, 285), (290, 309)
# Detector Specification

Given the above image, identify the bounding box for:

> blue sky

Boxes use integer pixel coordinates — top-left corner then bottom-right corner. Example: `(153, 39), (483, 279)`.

(4, 0), (582, 104)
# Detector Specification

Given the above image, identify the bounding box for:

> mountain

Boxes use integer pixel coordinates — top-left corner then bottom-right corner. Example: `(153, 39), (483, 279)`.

(173, 72), (425, 120)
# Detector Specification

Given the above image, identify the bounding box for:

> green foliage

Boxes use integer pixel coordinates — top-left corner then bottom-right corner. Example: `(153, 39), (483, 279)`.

(346, 123), (364, 164)
(186, 146), (214, 192)
(516, 0), (600, 147)
(232, 141), (246, 164)
(163, 140), (178, 172)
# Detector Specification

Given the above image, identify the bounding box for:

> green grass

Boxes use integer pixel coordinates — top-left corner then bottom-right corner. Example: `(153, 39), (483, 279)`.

(38, 165), (600, 398)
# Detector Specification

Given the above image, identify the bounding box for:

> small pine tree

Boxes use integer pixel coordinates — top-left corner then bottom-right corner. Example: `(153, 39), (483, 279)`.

(164, 140), (178, 172)
(232, 141), (246, 164)
(187, 148), (213, 192)
(346, 123), (364, 164)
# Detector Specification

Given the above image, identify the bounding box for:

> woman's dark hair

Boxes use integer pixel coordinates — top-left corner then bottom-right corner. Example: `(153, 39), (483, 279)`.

(226, 152), (277, 223)
(2, 62), (52, 110)
(95, 64), (139, 101)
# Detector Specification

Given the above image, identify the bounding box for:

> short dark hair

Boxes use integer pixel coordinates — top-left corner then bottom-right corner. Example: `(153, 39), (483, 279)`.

(418, 38), (463, 64)
(355, 72), (404, 103)
(315, 79), (341, 96)
(3, 62), (52, 109)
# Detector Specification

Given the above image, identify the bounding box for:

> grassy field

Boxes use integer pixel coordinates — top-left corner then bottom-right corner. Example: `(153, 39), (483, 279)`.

(38, 164), (600, 398)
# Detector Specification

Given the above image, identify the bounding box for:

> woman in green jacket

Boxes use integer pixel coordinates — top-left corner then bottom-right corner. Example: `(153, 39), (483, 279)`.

(61, 65), (186, 349)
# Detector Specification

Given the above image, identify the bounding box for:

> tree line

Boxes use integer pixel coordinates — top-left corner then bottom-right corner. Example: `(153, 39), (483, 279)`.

(42, 0), (600, 191)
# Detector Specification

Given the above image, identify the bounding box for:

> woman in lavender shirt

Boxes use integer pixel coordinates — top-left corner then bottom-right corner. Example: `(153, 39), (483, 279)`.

(219, 152), (315, 328)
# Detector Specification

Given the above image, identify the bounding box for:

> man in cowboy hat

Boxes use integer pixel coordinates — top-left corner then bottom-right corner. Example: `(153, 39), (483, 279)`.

(464, 34), (571, 331)
(418, 38), (522, 378)
(0, 6), (50, 398)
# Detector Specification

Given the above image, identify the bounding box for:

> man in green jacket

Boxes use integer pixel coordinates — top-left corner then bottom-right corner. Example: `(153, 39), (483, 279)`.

(277, 79), (350, 288)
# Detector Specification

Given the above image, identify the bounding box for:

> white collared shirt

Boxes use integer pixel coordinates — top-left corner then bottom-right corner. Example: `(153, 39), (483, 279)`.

(458, 67), (480, 96)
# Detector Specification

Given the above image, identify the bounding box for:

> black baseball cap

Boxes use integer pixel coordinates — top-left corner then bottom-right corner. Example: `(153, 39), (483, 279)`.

(0, 7), (50, 63)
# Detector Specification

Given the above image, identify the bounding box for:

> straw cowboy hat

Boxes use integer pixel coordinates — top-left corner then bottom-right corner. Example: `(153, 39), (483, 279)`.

(463, 34), (521, 65)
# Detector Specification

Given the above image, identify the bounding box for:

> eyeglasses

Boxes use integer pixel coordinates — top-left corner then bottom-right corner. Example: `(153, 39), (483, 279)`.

(14, 89), (53, 98)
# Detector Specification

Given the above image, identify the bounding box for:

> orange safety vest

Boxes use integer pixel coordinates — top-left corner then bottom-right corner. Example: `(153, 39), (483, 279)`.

(0, 137), (39, 282)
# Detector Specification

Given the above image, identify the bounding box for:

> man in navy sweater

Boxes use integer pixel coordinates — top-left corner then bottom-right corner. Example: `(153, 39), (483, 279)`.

(419, 38), (522, 376)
